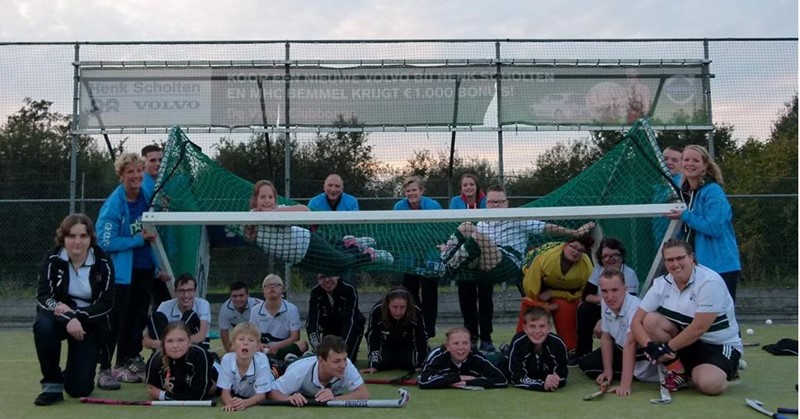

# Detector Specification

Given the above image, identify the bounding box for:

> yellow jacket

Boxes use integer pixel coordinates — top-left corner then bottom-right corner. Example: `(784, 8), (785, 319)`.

(521, 243), (593, 302)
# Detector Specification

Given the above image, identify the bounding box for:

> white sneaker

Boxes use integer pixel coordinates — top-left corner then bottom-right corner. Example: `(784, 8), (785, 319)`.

(342, 235), (376, 249)
(371, 249), (394, 265)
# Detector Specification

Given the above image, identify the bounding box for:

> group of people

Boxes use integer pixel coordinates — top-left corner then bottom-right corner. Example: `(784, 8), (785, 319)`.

(33, 142), (745, 408)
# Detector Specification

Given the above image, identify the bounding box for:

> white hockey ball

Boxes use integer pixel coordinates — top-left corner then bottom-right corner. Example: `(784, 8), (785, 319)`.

(746, 328), (754, 335)
(765, 319), (773, 325)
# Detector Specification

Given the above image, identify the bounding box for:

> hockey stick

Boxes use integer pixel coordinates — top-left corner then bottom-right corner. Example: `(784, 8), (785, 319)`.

(364, 370), (417, 385)
(746, 398), (796, 419)
(582, 380), (610, 401)
(259, 387), (410, 408)
(80, 397), (216, 407)
(649, 365), (672, 405)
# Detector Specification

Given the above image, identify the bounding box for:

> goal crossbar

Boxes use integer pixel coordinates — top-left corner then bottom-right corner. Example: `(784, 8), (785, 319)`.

(142, 203), (685, 227)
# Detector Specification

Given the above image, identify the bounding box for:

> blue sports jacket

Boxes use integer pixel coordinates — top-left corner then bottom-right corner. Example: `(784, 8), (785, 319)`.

(680, 180), (741, 274)
(308, 192), (359, 211)
(96, 185), (155, 285)
(393, 196), (442, 211)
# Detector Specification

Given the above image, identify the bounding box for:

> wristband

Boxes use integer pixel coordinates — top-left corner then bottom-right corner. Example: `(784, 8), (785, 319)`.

(159, 391), (166, 401)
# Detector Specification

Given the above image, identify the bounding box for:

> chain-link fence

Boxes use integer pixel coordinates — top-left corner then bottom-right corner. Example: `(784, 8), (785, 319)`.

(0, 39), (796, 293)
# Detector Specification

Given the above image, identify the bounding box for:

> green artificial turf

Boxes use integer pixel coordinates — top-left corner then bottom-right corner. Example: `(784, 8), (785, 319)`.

(4, 323), (797, 419)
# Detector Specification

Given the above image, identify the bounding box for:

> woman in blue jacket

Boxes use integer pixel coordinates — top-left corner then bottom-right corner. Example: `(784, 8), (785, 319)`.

(96, 152), (159, 383)
(666, 145), (741, 301)
(394, 176), (442, 337)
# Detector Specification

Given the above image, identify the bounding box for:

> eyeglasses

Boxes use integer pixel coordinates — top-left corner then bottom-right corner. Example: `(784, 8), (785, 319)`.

(566, 243), (586, 253)
(664, 254), (688, 263)
(176, 288), (196, 294)
(487, 199), (508, 205)
(601, 254), (622, 261)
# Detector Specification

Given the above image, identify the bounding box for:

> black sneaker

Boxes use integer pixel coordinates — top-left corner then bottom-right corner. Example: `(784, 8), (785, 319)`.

(34, 392), (63, 406)
(499, 343), (510, 357)
(479, 340), (496, 353)
(567, 352), (584, 367)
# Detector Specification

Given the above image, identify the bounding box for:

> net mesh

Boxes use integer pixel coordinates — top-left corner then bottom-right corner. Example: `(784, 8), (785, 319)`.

(152, 119), (675, 287)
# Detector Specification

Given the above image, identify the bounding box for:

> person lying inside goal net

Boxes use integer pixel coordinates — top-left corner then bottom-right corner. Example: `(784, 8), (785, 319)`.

(439, 184), (595, 287)
(244, 180), (393, 276)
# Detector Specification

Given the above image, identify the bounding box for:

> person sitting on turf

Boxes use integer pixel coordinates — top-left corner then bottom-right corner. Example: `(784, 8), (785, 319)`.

(505, 306), (568, 392)
(308, 173), (360, 211)
(418, 326), (508, 390)
(306, 273), (366, 362)
(218, 322), (274, 412)
(269, 335), (369, 406)
(362, 286), (429, 374)
(575, 237), (640, 361)
(146, 321), (216, 401)
(245, 180), (392, 275)
(440, 184), (595, 351)
(249, 274), (308, 363)
(33, 213), (116, 405)
(218, 281), (262, 353)
(630, 238), (743, 395)
(142, 273), (211, 353)
(517, 235), (595, 357)
(577, 269), (657, 395)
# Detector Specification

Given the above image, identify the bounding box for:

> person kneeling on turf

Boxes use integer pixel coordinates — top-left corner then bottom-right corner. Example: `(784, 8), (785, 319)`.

(630, 239), (742, 395)
(269, 335), (369, 406)
(578, 269), (657, 395)
(362, 286), (429, 374)
(505, 306), (568, 392)
(418, 326), (507, 389)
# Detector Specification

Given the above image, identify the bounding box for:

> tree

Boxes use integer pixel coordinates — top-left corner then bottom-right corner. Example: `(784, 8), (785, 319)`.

(395, 148), (498, 202)
(0, 98), (116, 283)
(214, 115), (394, 208)
(721, 96), (797, 283)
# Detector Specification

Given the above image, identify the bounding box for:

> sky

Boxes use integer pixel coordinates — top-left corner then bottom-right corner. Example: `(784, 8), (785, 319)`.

(1, 0), (796, 41)
(1, 0), (797, 177)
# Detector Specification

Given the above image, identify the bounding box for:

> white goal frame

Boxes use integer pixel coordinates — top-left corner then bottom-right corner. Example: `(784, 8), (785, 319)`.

(142, 203), (685, 297)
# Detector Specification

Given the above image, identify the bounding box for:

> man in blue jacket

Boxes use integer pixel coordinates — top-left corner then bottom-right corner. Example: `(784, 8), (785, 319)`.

(308, 174), (360, 212)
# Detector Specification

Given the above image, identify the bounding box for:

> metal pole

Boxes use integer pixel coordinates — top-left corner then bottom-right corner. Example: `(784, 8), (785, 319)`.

(447, 77), (462, 199)
(703, 39), (716, 160)
(495, 41), (504, 183)
(283, 41), (292, 295)
(69, 43), (80, 213)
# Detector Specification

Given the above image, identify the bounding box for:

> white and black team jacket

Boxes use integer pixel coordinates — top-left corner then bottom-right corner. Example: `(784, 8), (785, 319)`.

(146, 345), (215, 400)
(365, 303), (429, 370)
(418, 346), (508, 389)
(506, 332), (568, 391)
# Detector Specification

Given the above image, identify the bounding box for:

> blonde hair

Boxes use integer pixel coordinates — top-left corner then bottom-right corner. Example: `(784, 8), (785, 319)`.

(683, 145), (724, 186)
(445, 326), (471, 342)
(114, 152), (144, 177)
(261, 273), (284, 288)
(230, 322), (261, 344)
(402, 176), (423, 191)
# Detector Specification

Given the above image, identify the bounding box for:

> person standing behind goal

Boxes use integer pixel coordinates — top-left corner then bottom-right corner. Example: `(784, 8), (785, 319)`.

(393, 176), (442, 338)
(96, 152), (159, 384)
(440, 184), (595, 351)
(666, 145), (741, 302)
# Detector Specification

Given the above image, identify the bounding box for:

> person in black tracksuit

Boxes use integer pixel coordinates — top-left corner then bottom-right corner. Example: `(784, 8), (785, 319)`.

(306, 273), (365, 362)
(146, 322), (216, 401)
(363, 287), (429, 372)
(33, 214), (115, 405)
(505, 306), (569, 392)
(419, 326), (507, 389)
